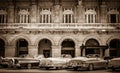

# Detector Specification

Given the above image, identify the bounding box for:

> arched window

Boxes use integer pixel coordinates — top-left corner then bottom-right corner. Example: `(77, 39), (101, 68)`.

(109, 39), (120, 57)
(18, 9), (30, 23)
(107, 9), (119, 23)
(62, 8), (74, 23)
(0, 39), (5, 57)
(0, 9), (7, 23)
(16, 39), (28, 56)
(85, 9), (97, 23)
(40, 8), (52, 23)
(61, 39), (75, 57)
(38, 39), (52, 58)
(85, 39), (100, 55)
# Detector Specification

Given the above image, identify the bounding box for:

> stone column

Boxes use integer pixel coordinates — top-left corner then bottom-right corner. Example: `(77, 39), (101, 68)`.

(5, 45), (16, 57)
(75, 45), (81, 57)
(105, 48), (110, 56)
(30, 1), (37, 23)
(100, 2), (107, 23)
(100, 49), (103, 57)
(28, 45), (38, 57)
(82, 48), (86, 56)
(7, 1), (14, 23)
(77, 1), (85, 23)
(52, 45), (61, 57)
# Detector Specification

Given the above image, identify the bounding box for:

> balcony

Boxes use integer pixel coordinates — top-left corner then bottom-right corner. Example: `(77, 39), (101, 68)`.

(0, 23), (120, 30)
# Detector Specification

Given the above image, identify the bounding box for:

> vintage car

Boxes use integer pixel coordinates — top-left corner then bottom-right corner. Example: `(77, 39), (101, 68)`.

(67, 56), (108, 71)
(108, 57), (120, 71)
(39, 54), (72, 70)
(13, 54), (45, 69)
(0, 56), (13, 68)
(0, 54), (44, 69)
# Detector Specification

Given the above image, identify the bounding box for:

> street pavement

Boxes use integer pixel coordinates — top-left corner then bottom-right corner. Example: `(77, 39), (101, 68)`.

(0, 68), (120, 73)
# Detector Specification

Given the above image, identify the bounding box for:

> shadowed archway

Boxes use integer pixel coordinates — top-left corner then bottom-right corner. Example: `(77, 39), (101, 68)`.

(0, 39), (5, 57)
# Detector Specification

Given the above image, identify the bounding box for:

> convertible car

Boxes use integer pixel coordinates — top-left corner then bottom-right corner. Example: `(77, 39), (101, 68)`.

(0, 54), (44, 69)
(67, 56), (108, 71)
(108, 57), (120, 71)
(39, 54), (72, 70)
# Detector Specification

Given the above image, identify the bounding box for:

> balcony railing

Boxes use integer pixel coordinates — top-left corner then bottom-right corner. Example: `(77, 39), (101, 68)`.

(0, 23), (120, 30)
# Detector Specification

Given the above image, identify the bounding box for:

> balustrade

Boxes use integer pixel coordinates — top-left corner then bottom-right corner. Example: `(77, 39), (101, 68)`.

(0, 23), (119, 29)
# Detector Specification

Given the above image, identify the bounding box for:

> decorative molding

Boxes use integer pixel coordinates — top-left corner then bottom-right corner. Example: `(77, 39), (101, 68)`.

(0, 10), (7, 15)
(18, 9), (29, 15)
(40, 9), (51, 15)
(85, 9), (96, 14)
(63, 9), (73, 14)
(108, 9), (119, 14)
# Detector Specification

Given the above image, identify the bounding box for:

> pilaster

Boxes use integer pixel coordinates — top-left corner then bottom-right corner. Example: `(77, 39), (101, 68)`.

(75, 45), (81, 57)
(30, 1), (37, 23)
(7, 1), (14, 23)
(100, 2), (107, 23)
(53, 4), (61, 23)
(5, 45), (15, 57)
(105, 48), (110, 56)
(28, 45), (38, 57)
(52, 45), (61, 57)
(77, 1), (85, 23)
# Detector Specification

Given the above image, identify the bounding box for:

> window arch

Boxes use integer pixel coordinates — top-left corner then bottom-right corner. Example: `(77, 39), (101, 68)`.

(0, 9), (7, 23)
(85, 39), (100, 55)
(0, 39), (5, 57)
(62, 8), (74, 23)
(18, 9), (30, 23)
(107, 9), (119, 23)
(109, 39), (120, 57)
(85, 9), (97, 23)
(16, 38), (28, 56)
(39, 8), (52, 23)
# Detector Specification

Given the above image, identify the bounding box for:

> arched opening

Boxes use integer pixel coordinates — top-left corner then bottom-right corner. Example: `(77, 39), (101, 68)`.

(38, 39), (52, 58)
(85, 39), (100, 55)
(16, 39), (28, 57)
(109, 39), (120, 57)
(61, 39), (75, 57)
(0, 39), (5, 57)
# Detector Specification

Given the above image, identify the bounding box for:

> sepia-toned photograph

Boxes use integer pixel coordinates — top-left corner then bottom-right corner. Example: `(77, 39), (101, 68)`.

(0, 0), (120, 73)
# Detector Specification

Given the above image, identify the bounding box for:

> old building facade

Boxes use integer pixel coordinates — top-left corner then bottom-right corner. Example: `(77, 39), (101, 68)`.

(0, 0), (120, 58)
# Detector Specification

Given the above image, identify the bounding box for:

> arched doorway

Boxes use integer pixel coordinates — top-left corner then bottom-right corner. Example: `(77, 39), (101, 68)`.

(16, 39), (28, 57)
(0, 39), (5, 57)
(85, 39), (100, 55)
(61, 39), (75, 57)
(109, 39), (120, 57)
(38, 39), (52, 58)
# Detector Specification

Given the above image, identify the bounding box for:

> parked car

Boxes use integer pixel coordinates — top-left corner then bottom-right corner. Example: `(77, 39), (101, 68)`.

(0, 56), (13, 68)
(67, 56), (108, 71)
(108, 57), (120, 71)
(0, 54), (44, 69)
(13, 54), (44, 69)
(39, 54), (72, 70)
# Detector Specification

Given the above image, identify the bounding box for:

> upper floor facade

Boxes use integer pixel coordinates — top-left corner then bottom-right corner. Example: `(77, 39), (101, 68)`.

(0, 0), (120, 30)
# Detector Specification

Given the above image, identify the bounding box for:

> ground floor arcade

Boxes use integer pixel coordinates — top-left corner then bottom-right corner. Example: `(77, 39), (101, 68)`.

(0, 35), (120, 58)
